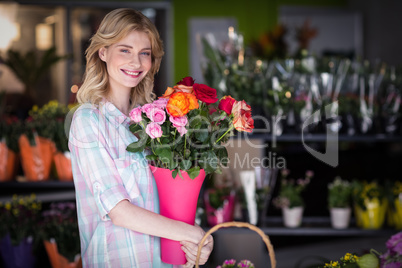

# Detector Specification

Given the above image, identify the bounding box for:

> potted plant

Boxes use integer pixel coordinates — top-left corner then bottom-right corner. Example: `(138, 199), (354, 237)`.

(0, 115), (22, 182)
(272, 169), (314, 228)
(0, 194), (42, 268)
(204, 186), (236, 227)
(385, 180), (402, 229)
(327, 176), (353, 229)
(352, 180), (388, 229)
(39, 202), (81, 268)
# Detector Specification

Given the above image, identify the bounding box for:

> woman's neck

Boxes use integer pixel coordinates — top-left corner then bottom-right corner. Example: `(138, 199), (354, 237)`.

(107, 90), (131, 116)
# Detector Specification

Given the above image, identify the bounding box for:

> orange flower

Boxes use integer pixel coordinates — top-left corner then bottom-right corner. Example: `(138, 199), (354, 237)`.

(167, 92), (190, 117)
(160, 87), (175, 99)
(232, 100), (254, 133)
(186, 93), (199, 110)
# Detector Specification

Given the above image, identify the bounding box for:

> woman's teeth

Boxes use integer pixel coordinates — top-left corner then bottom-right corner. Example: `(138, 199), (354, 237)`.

(124, 70), (139, 75)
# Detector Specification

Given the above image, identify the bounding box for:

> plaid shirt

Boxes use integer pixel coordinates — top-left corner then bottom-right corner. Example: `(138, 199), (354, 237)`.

(69, 101), (172, 268)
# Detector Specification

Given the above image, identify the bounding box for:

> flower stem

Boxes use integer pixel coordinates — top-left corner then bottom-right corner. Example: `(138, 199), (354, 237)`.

(215, 125), (234, 144)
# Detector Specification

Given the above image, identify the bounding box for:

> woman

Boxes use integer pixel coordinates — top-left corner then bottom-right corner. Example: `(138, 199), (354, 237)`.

(68, 8), (213, 267)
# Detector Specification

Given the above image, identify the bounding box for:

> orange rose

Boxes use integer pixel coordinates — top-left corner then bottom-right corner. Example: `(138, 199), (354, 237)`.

(186, 93), (199, 110)
(232, 100), (254, 133)
(167, 92), (190, 117)
(160, 87), (175, 99)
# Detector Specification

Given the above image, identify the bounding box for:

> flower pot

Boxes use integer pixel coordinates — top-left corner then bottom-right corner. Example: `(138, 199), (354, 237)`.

(282, 206), (303, 228)
(354, 198), (388, 229)
(0, 234), (36, 268)
(387, 197), (402, 230)
(204, 190), (235, 227)
(53, 151), (73, 181)
(43, 240), (82, 268)
(150, 165), (206, 265)
(330, 207), (351, 229)
(18, 134), (55, 181)
(0, 142), (18, 182)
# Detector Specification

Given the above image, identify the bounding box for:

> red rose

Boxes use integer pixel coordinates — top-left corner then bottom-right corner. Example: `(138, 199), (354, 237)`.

(177, 76), (195, 86)
(218, 95), (236, 115)
(232, 100), (254, 133)
(193, 83), (218, 105)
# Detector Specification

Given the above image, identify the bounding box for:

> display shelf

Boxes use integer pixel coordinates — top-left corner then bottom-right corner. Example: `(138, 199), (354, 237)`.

(211, 217), (397, 237)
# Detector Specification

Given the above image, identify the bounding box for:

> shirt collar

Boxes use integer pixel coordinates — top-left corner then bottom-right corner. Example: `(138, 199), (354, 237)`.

(101, 100), (131, 128)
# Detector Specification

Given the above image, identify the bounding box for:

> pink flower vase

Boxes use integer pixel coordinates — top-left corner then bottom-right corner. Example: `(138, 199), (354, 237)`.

(150, 165), (206, 265)
(204, 190), (235, 226)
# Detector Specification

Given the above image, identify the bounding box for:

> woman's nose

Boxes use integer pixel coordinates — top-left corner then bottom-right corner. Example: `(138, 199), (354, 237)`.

(129, 55), (141, 69)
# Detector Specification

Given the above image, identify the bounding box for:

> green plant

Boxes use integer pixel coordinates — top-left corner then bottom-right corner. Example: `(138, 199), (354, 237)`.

(0, 194), (42, 246)
(38, 202), (80, 262)
(4, 47), (69, 101)
(272, 169), (314, 209)
(328, 177), (353, 208)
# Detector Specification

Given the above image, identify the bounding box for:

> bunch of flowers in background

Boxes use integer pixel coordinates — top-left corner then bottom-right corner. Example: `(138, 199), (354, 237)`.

(272, 169), (314, 209)
(217, 259), (255, 268)
(126, 76), (254, 179)
(379, 232), (402, 268)
(320, 232), (402, 268)
(38, 202), (80, 262)
(0, 194), (42, 245)
(328, 177), (353, 208)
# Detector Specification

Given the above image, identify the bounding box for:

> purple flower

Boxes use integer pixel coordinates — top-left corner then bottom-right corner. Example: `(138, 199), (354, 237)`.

(386, 232), (402, 255)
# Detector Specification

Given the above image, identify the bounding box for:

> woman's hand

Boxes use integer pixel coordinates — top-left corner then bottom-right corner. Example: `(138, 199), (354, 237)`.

(180, 225), (214, 267)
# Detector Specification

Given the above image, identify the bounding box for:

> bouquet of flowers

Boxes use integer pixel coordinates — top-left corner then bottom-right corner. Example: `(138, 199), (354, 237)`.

(126, 76), (254, 179)
(272, 169), (314, 209)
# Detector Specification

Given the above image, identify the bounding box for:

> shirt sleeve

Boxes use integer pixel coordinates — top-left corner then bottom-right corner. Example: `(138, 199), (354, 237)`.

(69, 105), (130, 221)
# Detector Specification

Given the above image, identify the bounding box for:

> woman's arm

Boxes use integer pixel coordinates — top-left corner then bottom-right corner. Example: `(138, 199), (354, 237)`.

(109, 199), (213, 265)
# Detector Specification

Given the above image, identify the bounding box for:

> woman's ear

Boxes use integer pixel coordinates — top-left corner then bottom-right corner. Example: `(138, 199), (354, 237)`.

(99, 47), (107, 62)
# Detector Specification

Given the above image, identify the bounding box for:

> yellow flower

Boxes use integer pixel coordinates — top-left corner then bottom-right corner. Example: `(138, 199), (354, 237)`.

(5, 202), (11, 210)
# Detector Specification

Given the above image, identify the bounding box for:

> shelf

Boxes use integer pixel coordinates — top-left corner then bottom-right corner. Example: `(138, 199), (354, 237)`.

(0, 181), (74, 189)
(209, 217), (397, 237)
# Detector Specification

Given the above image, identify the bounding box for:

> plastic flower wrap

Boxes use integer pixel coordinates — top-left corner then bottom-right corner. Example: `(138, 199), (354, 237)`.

(126, 76), (254, 179)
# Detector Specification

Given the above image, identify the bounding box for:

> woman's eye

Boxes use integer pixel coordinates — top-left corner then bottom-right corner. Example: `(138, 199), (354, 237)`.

(121, 49), (129, 53)
(141, 52), (151, 56)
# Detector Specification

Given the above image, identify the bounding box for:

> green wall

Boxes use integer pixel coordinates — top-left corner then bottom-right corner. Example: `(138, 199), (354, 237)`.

(172, 0), (347, 82)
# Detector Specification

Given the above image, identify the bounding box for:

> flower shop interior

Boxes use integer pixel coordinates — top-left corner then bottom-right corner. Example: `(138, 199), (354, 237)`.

(1, 0), (402, 267)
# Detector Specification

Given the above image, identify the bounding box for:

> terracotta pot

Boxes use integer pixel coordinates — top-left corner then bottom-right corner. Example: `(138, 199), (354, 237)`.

(18, 134), (55, 181)
(53, 151), (73, 181)
(43, 240), (82, 268)
(0, 142), (18, 182)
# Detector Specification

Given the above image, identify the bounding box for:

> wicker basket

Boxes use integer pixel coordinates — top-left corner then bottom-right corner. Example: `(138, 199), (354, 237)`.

(195, 221), (276, 268)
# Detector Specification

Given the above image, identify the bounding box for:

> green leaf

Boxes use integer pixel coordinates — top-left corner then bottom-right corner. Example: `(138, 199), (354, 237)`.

(179, 159), (192, 170)
(145, 154), (157, 161)
(126, 141), (145, 153)
(129, 124), (142, 133)
(188, 166), (201, 180)
(172, 169), (178, 179)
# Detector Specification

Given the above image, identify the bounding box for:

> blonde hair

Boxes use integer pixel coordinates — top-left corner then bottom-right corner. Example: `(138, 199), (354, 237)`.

(77, 8), (164, 108)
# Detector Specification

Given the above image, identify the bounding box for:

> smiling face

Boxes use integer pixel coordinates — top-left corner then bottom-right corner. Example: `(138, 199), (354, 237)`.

(99, 30), (152, 94)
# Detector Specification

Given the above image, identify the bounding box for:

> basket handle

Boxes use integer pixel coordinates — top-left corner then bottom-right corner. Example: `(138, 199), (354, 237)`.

(195, 221), (276, 268)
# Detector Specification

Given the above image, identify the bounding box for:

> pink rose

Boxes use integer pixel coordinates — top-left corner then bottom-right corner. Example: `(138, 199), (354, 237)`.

(153, 98), (168, 109)
(129, 107), (142, 123)
(141, 103), (156, 116)
(145, 122), (163, 139)
(169, 115), (188, 127)
(148, 107), (166, 124)
(176, 125), (187, 136)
